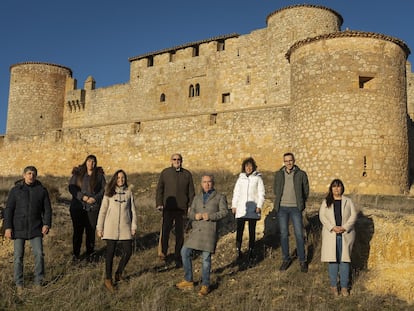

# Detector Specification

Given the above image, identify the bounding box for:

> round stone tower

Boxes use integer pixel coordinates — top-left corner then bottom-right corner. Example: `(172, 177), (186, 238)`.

(265, 4), (343, 107)
(287, 31), (410, 194)
(7, 62), (72, 135)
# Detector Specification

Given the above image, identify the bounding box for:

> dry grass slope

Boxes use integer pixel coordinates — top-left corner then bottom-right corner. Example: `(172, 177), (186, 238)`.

(0, 172), (412, 310)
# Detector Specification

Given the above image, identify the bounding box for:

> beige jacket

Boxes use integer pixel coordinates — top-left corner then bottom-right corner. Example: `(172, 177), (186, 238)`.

(97, 187), (137, 240)
(319, 195), (357, 262)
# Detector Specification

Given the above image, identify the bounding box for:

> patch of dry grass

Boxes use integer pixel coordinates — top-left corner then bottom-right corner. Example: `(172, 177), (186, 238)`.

(0, 173), (412, 310)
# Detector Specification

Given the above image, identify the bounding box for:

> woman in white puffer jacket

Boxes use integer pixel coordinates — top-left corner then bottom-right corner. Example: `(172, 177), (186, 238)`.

(231, 157), (265, 262)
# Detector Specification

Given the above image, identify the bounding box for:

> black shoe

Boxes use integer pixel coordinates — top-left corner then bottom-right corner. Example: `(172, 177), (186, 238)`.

(175, 260), (183, 268)
(300, 262), (308, 273)
(279, 260), (291, 271)
(72, 254), (80, 264)
(248, 248), (255, 262)
(235, 248), (242, 262)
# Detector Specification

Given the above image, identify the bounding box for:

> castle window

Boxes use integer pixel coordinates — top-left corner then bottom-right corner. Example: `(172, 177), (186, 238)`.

(147, 56), (154, 67)
(189, 85), (195, 97)
(210, 113), (217, 125)
(359, 76), (374, 89)
(192, 45), (199, 57)
(55, 129), (63, 142)
(132, 122), (141, 134)
(160, 93), (166, 102)
(217, 40), (225, 51)
(195, 84), (200, 96)
(222, 93), (230, 103)
(169, 51), (175, 62)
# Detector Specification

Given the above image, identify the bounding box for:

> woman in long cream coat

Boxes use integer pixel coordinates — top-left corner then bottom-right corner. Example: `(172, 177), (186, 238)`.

(319, 179), (357, 297)
(97, 170), (137, 292)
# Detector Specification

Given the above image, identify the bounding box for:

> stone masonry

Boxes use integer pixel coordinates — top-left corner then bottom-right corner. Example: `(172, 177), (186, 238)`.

(1, 4), (413, 195)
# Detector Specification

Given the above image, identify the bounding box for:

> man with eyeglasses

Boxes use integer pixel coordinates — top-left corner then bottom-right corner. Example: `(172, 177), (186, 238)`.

(156, 153), (195, 268)
(273, 152), (309, 273)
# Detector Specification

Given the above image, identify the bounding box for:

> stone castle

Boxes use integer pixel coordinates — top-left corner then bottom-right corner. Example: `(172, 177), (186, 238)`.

(1, 4), (413, 195)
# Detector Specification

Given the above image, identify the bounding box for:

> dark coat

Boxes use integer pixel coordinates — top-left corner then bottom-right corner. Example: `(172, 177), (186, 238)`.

(68, 166), (106, 212)
(156, 167), (195, 212)
(4, 179), (52, 240)
(184, 190), (228, 253)
(273, 165), (309, 212)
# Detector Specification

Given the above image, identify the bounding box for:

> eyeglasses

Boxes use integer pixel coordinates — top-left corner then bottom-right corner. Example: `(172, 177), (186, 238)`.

(172, 158), (182, 161)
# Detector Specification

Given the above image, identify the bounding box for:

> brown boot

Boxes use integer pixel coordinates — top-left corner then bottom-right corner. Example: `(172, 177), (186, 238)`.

(104, 279), (114, 293)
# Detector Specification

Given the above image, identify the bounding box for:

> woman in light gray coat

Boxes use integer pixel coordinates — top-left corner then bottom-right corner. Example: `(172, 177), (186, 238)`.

(97, 170), (137, 292)
(319, 179), (357, 297)
(176, 174), (228, 296)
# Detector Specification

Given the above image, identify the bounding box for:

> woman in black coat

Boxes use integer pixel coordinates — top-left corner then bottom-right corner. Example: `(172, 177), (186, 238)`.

(69, 155), (106, 260)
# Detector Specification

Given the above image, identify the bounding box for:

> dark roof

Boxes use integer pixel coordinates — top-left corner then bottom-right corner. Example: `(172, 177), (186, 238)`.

(128, 33), (239, 62)
(266, 4), (343, 27)
(285, 30), (411, 61)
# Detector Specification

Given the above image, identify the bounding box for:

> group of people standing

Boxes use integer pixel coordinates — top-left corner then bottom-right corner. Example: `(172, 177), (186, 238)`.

(3, 152), (357, 298)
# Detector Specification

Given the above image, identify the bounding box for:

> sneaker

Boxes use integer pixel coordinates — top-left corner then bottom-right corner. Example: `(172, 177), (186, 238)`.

(330, 286), (339, 297)
(175, 280), (194, 290)
(279, 260), (291, 271)
(300, 262), (308, 273)
(341, 288), (349, 297)
(198, 285), (209, 296)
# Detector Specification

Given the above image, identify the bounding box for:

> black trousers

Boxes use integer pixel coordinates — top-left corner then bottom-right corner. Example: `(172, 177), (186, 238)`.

(236, 218), (257, 250)
(161, 210), (185, 260)
(70, 207), (98, 256)
(105, 240), (133, 279)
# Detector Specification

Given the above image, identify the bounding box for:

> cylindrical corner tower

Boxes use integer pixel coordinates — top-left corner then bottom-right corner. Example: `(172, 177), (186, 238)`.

(265, 4), (343, 106)
(7, 62), (72, 135)
(287, 31), (410, 194)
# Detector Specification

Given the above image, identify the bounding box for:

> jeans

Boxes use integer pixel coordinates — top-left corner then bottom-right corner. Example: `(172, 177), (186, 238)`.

(14, 237), (44, 286)
(328, 235), (350, 288)
(278, 206), (306, 262)
(181, 246), (211, 286)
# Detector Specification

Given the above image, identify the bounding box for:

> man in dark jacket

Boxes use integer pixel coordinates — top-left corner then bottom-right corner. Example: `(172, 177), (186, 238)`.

(4, 166), (52, 293)
(273, 153), (309, 272)
(156, 153), (195, 267)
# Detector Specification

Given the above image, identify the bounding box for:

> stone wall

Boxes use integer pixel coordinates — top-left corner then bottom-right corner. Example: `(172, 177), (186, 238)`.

(0, 107), (289, 177)
(1, 4), (413, 195)
(289, 33), (409, 194)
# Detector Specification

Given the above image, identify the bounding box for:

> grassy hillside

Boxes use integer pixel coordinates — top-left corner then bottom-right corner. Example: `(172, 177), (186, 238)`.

(0, 172), (412, 310)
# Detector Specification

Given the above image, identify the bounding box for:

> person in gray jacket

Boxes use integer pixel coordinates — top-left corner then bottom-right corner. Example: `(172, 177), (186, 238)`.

(273, 152), (309, 272)
(175, 174), (228, 296)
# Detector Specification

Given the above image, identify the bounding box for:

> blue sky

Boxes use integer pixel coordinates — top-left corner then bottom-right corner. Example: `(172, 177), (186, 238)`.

(0, 0), (413, 134)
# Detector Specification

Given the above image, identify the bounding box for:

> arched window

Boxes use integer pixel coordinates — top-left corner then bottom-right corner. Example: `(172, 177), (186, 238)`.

(189, 85), (194, 97)
(195, 84), (200, 96)
(160, 93), (166, 102)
